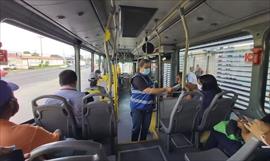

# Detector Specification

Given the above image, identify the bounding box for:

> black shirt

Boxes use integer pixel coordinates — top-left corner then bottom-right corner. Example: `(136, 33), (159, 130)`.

(132, 75), (151, 91)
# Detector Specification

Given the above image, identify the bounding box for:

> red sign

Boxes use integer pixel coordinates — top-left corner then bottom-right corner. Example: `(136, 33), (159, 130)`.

(0, 50), (8, 65)
(244, 48), (262, 65)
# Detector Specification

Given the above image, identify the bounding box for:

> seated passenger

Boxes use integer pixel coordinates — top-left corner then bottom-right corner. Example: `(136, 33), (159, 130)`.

(172, 72), (182, 97)
(45, 70), (84, 127)
(92, 69), (102, 80)
(185, 74), (221, 123)
(0, 80), (60, 154)
(84, 72), (110, 102)
(205, 114), (270, 157)
(85, 72), (107, 96)
(198, 74), (222, 110)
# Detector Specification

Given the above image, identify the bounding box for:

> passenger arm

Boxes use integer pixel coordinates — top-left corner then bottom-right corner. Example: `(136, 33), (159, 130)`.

(143, 87), (172, 95)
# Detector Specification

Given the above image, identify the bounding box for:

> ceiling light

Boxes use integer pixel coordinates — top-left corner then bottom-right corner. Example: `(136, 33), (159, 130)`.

(78, 11), (84, 16)
(57, 15), (65, 19)
(211, 22), (218, 26)
(196, 17), (204, 21)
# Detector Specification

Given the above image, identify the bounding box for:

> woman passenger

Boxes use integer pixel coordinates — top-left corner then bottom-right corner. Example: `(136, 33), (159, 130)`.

(192, 74), (222, 125)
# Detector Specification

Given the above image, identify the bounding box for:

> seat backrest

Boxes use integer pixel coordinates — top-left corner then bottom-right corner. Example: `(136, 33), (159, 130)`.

(32, 95), (78, 138)
(227, 137), (260, 161)
(197, 91), (238, 131)
(168, 91), (204, 133)
(48, 155), (101, 161)
(82, 93), (116, 140)
(29, 140), (108, 161)
(0, 149), (24, 161)
(160, 97), (178, 119)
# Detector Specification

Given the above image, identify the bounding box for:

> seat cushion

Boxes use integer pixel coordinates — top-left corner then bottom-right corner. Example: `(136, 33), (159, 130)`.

(185, 148), (229, 161)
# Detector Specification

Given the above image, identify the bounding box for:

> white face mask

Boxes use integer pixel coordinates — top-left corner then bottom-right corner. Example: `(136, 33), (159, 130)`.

(197, 83), (202, 90)
(142, 68), (151, 75)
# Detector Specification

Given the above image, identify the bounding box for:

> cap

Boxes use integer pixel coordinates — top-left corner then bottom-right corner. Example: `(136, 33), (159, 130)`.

(0, 80), (19, 107)
(88, 72), (98, 82)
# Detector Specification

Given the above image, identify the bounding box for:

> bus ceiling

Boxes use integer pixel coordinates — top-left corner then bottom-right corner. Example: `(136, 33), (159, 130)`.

(0, 0), (269, 56)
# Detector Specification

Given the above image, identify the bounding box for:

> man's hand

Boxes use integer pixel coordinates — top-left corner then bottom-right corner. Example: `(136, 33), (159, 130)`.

(166, 87), (173, 94)
(245, 119), (270, 139)
(237, 119), (249, 134)
(24, 153), (30, 161)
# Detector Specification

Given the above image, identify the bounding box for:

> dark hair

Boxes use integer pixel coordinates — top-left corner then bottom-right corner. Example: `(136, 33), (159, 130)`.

(59, 70), (77, 86)
(95, 70), (101, 74)
(198, 74), (221, 92)
(177, 72), (182, 78)
(138, 59), (151, 68)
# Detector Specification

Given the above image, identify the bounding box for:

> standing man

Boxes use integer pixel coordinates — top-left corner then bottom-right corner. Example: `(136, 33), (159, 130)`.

(130, 59), (173, 141)
(187, 66), (198, 85)
(195, 64), (204, 78)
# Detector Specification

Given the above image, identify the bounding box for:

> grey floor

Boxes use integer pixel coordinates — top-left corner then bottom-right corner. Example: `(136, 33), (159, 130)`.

(117, 88), (133, 143)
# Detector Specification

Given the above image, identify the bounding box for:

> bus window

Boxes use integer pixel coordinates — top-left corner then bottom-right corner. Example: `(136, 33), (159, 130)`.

(80, 49), (91, 91)
(163, 61), (171, 87)
(264, 39), (270, 114)
(0, 22), (74, 123)
(179, 35), (253, 110)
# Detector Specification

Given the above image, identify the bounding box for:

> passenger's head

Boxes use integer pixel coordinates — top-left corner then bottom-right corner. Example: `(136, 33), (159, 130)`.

(190, 66), (194, 72)
(198, 74), (221, 92)
(138, 59), (151, 75)
(95, 69), (102, 78)
(59, 70), (77, 87)
(176, 72), (183, 84)
(0, 80), (19, 119)
(89, 72), (98, 87)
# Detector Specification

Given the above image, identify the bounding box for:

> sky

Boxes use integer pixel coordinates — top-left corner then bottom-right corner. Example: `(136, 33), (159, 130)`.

(0, 23), (91, 58)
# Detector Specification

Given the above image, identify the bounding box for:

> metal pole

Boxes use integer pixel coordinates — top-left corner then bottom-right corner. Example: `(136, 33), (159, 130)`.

(179, 7), (190, 88)
(39, 36), (43, 65)
(91, 52), (94, 72)
(74, 44), (81, 91)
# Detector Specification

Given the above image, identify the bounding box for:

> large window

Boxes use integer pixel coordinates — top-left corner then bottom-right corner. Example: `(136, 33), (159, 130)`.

(163, 62), (171, 87)
(0, 22), (74, 123)
(178, 35), (253, 109)
(264, 39), (270, 113)
(80, 49), (91, 91)
(215, 40), (253, 109)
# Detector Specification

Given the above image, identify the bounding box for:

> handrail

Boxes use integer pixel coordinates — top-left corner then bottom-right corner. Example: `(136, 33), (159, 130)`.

(179, 7), (190, 88)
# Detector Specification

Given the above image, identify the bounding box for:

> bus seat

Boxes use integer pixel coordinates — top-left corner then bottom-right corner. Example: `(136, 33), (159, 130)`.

(160, 91), (204, 152)
(82, 93), (117, 155)
(195, 91), (238, 148)
(160, 97), (178, 120)
(32, 95), (79, 139)
(184, 137), (260, 161)
(47, 155), (101, 161)
(29, 140), (108, 161)
(0, 148), (24, 161)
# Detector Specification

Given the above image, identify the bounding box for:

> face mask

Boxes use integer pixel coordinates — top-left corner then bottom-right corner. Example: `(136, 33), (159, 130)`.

(197, 83), (202, 90)
(142, 68), (151, 75)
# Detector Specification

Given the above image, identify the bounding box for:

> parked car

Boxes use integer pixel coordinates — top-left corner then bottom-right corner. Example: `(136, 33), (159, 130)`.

(9, 64), (16, 70)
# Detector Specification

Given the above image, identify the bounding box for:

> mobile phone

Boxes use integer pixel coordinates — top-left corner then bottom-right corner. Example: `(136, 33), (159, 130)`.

(234, 111), (249, 122)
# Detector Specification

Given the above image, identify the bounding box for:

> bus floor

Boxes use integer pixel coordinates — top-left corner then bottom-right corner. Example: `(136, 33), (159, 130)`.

(117, 132), (198, 161)
(118, 87), (153, 143)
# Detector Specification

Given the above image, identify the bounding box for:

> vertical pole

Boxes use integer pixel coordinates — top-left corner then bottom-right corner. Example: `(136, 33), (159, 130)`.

(74, 43), (81, 91)
(179, 7), (189, 88)
(98, 55), (101, 70)
(91, 52), (94, 72)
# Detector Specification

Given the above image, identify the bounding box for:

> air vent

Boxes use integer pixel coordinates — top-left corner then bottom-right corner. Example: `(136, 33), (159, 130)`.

(120, 6), (157, 37)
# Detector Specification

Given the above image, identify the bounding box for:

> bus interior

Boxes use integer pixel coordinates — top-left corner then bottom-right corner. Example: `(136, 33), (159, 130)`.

(0, 0), (270, 161)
